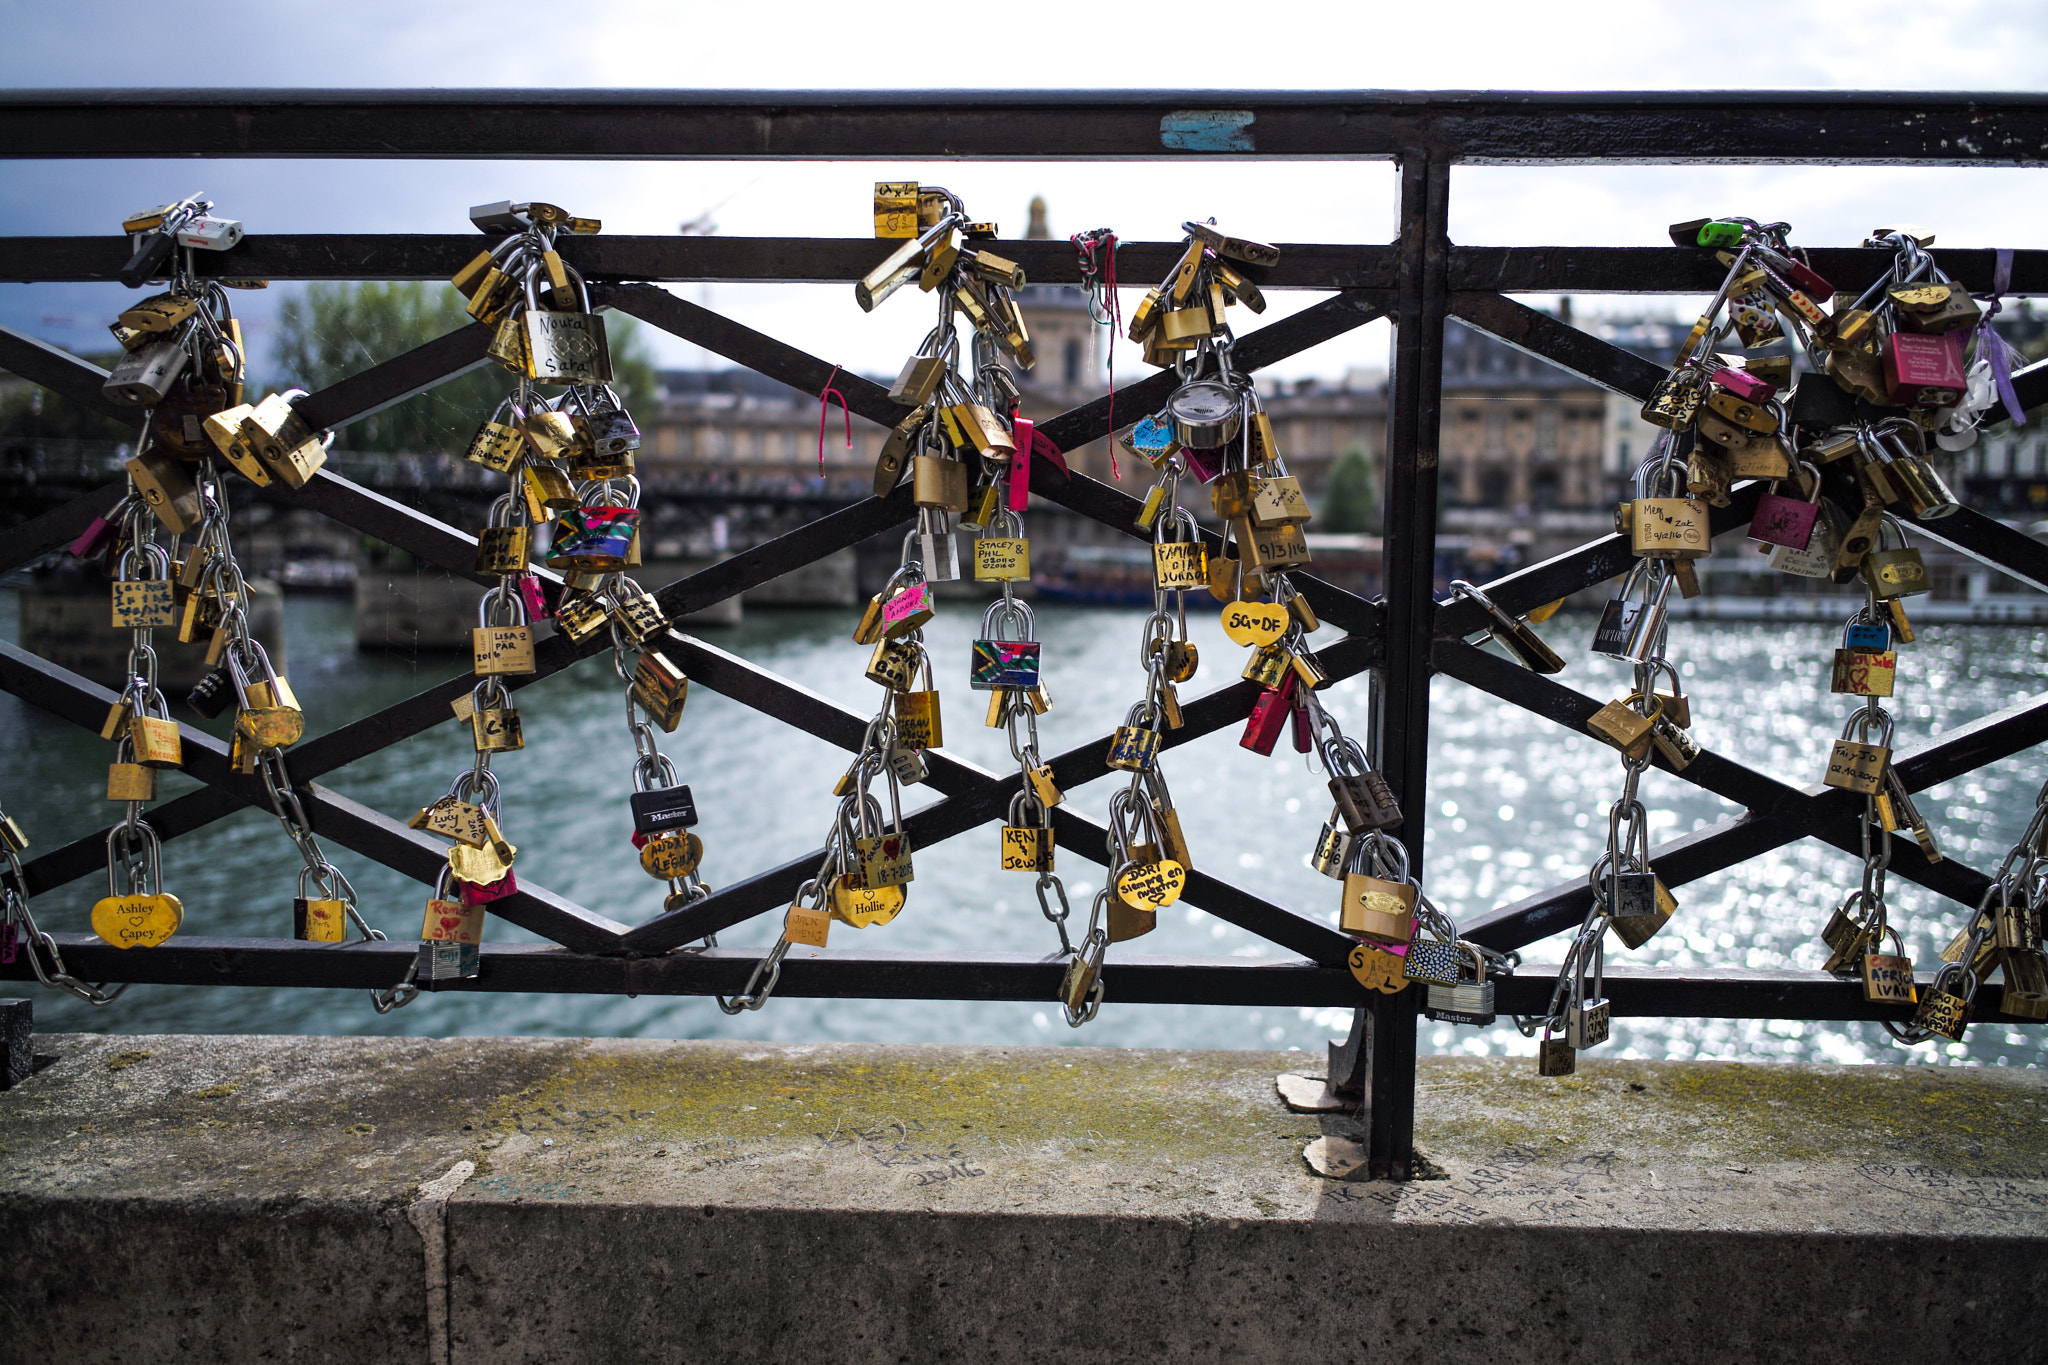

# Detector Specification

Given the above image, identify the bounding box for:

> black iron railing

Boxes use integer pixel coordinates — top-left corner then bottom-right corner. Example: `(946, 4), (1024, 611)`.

(2, 91), (2046, 1178)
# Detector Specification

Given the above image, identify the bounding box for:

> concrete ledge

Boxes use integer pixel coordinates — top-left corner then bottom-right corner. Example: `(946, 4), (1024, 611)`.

(2, 1033), (2043, 1363)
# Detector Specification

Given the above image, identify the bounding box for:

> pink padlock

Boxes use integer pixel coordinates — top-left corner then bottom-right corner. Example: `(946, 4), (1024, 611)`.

(1008, 418), (1034, 512)
(1182, 445), (1224, 484)
(1711, 367), (1776, 405)
(71, 513), (118, 560)
(514, 574), (548, 624)
(459, 868), (518, 907)
(881, 580), (933, 630)
(1883, 331), (1967, 407)
(1748, 472), (1821, 550)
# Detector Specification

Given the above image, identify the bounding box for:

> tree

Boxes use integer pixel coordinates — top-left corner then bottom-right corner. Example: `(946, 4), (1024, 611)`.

(273, 281), (657, 453)
(1319, 445), (1379, 533)
(0, 360), (139, 442)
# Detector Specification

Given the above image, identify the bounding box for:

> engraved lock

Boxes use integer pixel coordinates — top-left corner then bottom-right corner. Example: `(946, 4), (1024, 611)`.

(1610, 871), (1677, 950)
(1861, 928), (1918, 1006)
(111, 548), (177, 631)
(521, 263), (612, 383)
(1328, 742), (1403, 835)
(973, 508), (1030, 583)
(464, 396), (528, 473)
(1107, 703), (1162, 774)
(1151, 507), (1209, 591)
(472, 585), (537, 677)
(846, 780), (915, 890)
(1340, 836), (1417, 946)
(1590, 560), (1656, 659)
(125, 447), (203, 534)
(554, 591), (609, 643)
(971, 598), (1041, 692)
(1911, 964), (1972, 1042)
(611, 585), (669, 644)
(892, 653), (943, 750)
(294, 871), (349, 944)
(1234, 515), (1312, 573)
(1001, 791), (1054, 874)
(1639, 368), (1707, 430)
(1863, 515), (1930, 600)
(1241, 644), (1291, 691)
(1820, 894), (1879, 973)
(1566, 997), (1611, 1049)
(239, 390), (329, 489)
(1630, 494), (1711, 560)
(1768, 495), (1846, 579)
(1537, 1036), (1577, 1076)
(582, 386), (642, 457)
(1881, 331), (1966, 408)
(90, 823), (182, 949)
(1587, 692), (1665, 762)
(1824, 709), (1893, 795)
(105, 338), (190, 406)
(1748, 461), (1824, 551)
(1250, 474), (1311, 529)
(631, 650), (689, 732)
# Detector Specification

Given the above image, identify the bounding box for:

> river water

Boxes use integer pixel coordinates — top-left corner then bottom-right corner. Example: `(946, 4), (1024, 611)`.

(4, 585), (2043, 1070)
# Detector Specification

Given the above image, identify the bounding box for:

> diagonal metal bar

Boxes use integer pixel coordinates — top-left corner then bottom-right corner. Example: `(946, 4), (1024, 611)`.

(1448, 291), (1663, 401)
(1900, 505), (2048, 599)
(1463, 690), (2048, 951)
(1983, 355), (2048, 428)
(0, 479), (129, 577)
(291, 320), (495, 432)
(0, 323), (143, 426)
(0, 640), (629, 952)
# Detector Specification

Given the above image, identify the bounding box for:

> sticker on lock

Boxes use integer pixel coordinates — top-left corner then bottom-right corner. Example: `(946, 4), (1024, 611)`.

(971, 639), (1041, 691)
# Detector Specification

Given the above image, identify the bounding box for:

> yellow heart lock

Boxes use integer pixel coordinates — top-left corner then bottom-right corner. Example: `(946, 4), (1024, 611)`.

(1347, 943), (1412, 994)
(91, 892), (184, 949)
(639, 832), (704, 881)
(1219, 600), (1289, 648)
(1114, 858), (1187, 910)
(831, 878), (907, 928)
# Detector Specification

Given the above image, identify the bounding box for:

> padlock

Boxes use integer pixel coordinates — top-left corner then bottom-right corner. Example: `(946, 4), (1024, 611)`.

(125, 447), (204, 534)
(972, 598), (1041, 692)
(1310, 817), (1356, 880)
(185, 665), (236, 720)
(1453, 580), (1564, 675)
(639, 832), (704, 881)
(1240, 669), (1298, 757)
(1639, 367), (1707, 430)
(1882, 331), (1966, 408)
(546, 506), (639, 573)
(1107, 703), (1162, 774)
(1424, 945), (1497, 1027)
(913, 508), (959, 584)
(1911, 964), (1972, 1042)
(106, 750), (158, 803)
(1824, 710), (1892, 795)
(462, 397), (527, 473)
(1630, 495), (1711, 559)
(1250, 474), (1311, 528)
(1235, 516), (1312, 572)
(1611, 871), (1677, 950)
(471, 706), (524, 753)
(1861, 928), (1918, 1006)
(422, 891), (487, 947)
(521, 267), (612, 383)
(1767, 496), (1846, 579)
(130, 702), (183, 769)
(879, 578), (935, 641)
(1329, 767), (1402, 835)
(472, 588), (537, 677)
(866, 637), (920, 691)
(1863, 516), (1930, 599)
(104, 339), (190, 406)
(1537, 1035), (1576, 1076)
(973, 533), (1030, 583)
(1566, 997), (1611, 1049)
(1703, 388), (1778, 435)
(239, 391), (328, 488)
(294, 883), (349, 944)
(1340, 838), (1416, 946)
(229, 640), (305, 750)
(1830, 633), (1897, 698)
(611, 585), (668, 644)
(2002, 952), (2048, 1020)
(1748, 463), (1824, 550)
(1587, 693), (1664, 762)
(631, 650), (689, 732)
(474, 523), (531, 576)
(111, 574), (176, 634)
(1151, 508), (1209, 591)
(1402, 934), (1467, 987)
(913, 452), (972, 512)
(892, 653), (943, 750)
(1001, 791), (1054, 873)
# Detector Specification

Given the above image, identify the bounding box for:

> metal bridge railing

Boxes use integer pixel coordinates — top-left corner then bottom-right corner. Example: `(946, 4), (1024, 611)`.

(2, 90), (2046, 1178)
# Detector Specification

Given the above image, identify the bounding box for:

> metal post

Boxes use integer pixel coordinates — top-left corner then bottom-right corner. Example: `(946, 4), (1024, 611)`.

(1365, 150), (1452, 1180)
(0, 997), (31, 1090)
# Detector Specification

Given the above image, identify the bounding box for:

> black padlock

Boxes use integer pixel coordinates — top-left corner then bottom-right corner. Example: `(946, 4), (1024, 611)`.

(186, 665), (235, 719)
(630, 785), (697, 836)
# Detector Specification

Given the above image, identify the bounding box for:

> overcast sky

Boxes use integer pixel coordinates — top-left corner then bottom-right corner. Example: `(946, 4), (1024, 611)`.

(3, 0), (2044, 388)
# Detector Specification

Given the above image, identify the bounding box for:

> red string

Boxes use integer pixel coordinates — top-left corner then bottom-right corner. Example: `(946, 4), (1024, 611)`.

(815, 364), (851, 477)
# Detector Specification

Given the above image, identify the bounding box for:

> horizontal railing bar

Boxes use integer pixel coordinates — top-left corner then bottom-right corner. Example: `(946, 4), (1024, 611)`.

(13, 237), (2043, 295)
(4, 933), (2039, 1022)
(4, 89), (2047, 165)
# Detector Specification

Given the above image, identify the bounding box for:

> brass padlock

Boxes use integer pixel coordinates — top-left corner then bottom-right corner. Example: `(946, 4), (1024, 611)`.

(295, 895), (349, 943)
(632, 651), (689, 732)
(130, 709), (183, 769)
(866, 637), (920, 691)
(1107, 705), (1162, 774)
(611, 587), (668, 644)
(106, 758), (157, 802)
(1587, 693), (1664, 762)
(1610, 873), (1677, 950)
(471, 706), (524, 754)
(1242, 645), (1290, 690)
(126, 448), (203, 534)
(913, 453), (971, 513)
(1235, 517), (1312, 572)
(522, 294), (613, 385)
(1912, 965), (1972, 1042)
(892, 654), (942, 750)
(475, 525), (530, 576)
(1861, 928), (1917, 1006)
(1537, 1036), (1576, 1076)
(1824, 711), (1891, 795)
(1630, 496), (1710, 559)
(240, 392), (328, 489)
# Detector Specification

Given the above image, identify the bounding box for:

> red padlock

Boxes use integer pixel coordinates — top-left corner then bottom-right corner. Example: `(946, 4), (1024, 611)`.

(1711, 366), (1776, 405)
(515, 573), (548, 624)
(1780, 259), (1833, 299)
(1240, 668), (1299, 756)
(1883, 332), (1966, 408)
(1748, 476), (1822, 550)
(1008, 417), (1034, 512)
(459, 868), (518, 907)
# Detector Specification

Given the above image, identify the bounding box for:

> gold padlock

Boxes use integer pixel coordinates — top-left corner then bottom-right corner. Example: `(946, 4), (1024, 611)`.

(913, 452), (972, 512)
(240, 392), (328, 489)
(1341, 873), (1416, 945)
(130, 713), (183, 769)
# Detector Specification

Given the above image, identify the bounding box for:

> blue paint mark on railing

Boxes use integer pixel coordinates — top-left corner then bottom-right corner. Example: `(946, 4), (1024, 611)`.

(1160, 111), (1255, 153)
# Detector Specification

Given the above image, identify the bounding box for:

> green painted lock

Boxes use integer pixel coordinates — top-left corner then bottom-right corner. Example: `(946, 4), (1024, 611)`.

(1697, 221), (1746, 250)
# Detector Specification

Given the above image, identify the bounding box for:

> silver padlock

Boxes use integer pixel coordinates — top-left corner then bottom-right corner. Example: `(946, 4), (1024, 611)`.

(914, 507), (959, 582)
(1425, 944), (1496, 1026)
(887, 742), (926, 787)
(417, 940), (480, 982)
(1309, 815), (1354, 880)
(1566, 996), (1610, 1049)
(104, 338), (189, 405)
